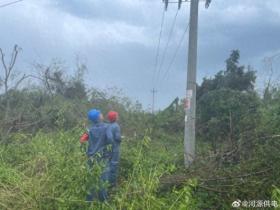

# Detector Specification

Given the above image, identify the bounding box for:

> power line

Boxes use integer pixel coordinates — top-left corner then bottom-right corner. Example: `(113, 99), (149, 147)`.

(159, 22), (190, 87)
(152, 9), (166, 87)
(154, 9), (179, 89)
(0, 0), (23, 8)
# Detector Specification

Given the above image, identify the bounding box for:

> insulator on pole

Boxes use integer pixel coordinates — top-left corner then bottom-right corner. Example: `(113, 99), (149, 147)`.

(178, 0), (182, 10)
(205, 0), (211, 8)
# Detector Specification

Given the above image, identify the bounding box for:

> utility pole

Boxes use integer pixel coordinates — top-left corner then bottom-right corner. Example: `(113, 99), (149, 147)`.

(263, 52), (280, 88)
(184, 0), (199, 167)
(151, 88), (157, 114)
(263, 52), (280, 75)
(162, 0), (210, 167)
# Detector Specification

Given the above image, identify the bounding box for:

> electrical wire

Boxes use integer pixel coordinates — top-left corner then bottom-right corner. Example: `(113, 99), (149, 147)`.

(154, 9), (179, 89)
(152, 9), (166, 87)
(158, 22), (190, 87)
(0, 0), (23, 8)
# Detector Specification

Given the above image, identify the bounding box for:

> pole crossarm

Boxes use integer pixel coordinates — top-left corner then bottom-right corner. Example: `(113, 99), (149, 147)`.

(163, 0), (211, 10)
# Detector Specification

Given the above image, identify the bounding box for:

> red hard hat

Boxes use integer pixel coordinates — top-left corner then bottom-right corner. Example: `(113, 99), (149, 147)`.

(107, 111), (118, 122)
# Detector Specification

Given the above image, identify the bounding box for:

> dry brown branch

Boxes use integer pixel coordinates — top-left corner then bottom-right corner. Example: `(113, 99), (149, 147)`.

(0, 45), (21, 94)
(199, 168), (272, 182)
(259, 134), (280, 140)
(197, 185), (229, 193)
(160, 164), (272, 190)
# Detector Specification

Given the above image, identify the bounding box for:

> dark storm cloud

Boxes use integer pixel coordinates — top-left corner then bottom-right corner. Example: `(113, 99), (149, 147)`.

(0, 0), (280, 109)
(54, 0), (161, 27)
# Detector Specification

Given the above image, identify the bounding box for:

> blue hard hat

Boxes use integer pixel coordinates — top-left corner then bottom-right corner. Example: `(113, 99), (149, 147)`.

(88, 109), (101, 122)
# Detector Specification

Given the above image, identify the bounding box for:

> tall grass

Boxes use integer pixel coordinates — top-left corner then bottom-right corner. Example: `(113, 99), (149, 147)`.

(0, 129), (196, 210)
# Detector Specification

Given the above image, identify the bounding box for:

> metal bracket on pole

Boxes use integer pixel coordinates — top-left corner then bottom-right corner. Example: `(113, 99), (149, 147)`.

(178, 0), (182, 10)
(163, 0), (169, 11)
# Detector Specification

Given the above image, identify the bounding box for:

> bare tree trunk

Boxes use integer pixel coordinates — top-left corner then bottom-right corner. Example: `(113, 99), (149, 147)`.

(0, 45), (25, 125)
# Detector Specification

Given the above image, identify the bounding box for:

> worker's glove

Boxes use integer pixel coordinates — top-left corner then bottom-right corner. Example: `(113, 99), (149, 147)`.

(80, 132), (89, 143)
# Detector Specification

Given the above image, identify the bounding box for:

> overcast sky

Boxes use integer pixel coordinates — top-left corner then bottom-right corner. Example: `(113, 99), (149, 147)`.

(1, 0), (280, 110)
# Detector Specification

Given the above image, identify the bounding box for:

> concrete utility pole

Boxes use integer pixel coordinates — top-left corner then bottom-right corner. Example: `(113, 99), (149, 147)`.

(162, 0), (210, 167)
(184, 0), (199, 167)
(151, 88), (157, 114)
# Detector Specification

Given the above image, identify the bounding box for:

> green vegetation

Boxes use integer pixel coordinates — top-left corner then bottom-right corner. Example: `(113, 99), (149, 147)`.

(0, 129), (197, 209)
(0, 49), (280, 209)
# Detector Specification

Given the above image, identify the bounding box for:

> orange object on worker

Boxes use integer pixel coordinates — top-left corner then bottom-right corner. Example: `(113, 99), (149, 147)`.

(80, 132), (89, 143)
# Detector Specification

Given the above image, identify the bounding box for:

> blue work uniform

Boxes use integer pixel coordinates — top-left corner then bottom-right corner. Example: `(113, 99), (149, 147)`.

(108, 122), (121, 186)
(86, 122), (113, 202)
(87, 122), (113, 157)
